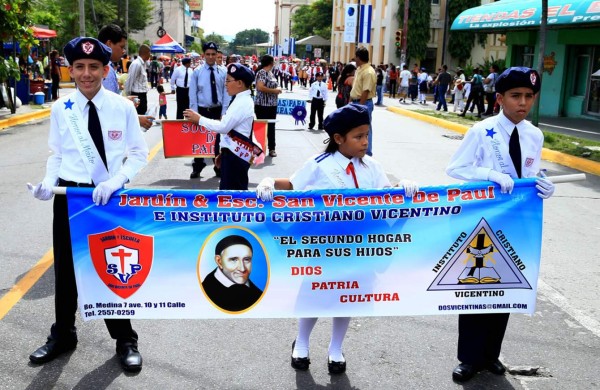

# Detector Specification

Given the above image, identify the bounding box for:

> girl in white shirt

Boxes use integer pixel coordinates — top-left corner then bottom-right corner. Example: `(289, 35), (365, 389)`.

(256, 103), (418, 374)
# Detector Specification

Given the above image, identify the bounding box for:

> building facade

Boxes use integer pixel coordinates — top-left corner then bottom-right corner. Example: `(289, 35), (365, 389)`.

(274, 0), (314, 56)
(129, 0), (193, 50)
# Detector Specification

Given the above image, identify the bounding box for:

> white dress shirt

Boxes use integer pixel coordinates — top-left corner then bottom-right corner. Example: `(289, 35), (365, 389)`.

(309, 80), (329, 101)
(291, 151), (391, 190)
(45, 88), (148, 184)
(198, 89), (255, 152)
(170, 65), (192, 89)
(446, 111), (543, 181)
(124, 57), (149, 95)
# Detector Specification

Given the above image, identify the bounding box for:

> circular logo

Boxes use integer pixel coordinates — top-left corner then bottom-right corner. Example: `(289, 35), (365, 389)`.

(157, 27), (166, 38)
(347, 7), (355, 16)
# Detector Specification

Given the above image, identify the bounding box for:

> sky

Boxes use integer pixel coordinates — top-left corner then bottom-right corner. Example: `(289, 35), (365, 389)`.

(199, 0), (275, 42)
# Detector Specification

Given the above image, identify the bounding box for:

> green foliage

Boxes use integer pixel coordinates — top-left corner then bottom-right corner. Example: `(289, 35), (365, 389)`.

(229, 29), (268, 54)
(205, 33), (228, 48)
(0, 0), (37, 82)
(477, 56), (506, 73)
(291, 0), (332, 39)
(447, 0), (481, 64)
(397, 0), (430, 61)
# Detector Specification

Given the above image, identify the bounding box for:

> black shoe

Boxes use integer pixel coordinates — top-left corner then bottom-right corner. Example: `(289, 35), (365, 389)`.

(117, 342), (142, 372)
(291, 340), (310, 371)
(458, 113), (466, 117)
(486, 359), (506, 375)
(328, 356), (346, 374)
(29, 338), (77, 364)
(190, 161), (207, 179)
(452, 363), (478, 382)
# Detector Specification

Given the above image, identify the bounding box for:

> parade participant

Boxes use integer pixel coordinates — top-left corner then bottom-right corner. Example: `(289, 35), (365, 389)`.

(216, 50), (224, 66)
(125, 44), (151, 115)
(98, 24), (153, 130)
(349, 46), (376, 156)
(254, 54), (282, 157)
(184, 63), (256, 190)
(434, 64), (452, 112)
(27, 37), (148, 372)
(255, 103), (419, 374)
(446, 67), (555, 383)
(170, 57), (192, 119)
(188, 42), (230, 179)
(417, 67), (432, 105)
(202, 235), (263, 312)
(308, 72), (328, 130)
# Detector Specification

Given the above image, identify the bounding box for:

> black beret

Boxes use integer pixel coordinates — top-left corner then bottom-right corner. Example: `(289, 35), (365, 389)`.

(315, 72), (323, 77)
(181, 57), (191, 65)
(495, 67), (541, 94)
(323, 103), (370, 137)
(64, 37), (112, 65)
(227, 63), (255, 84)
(215, 235), (252, 255)
(203, 41), (219, 52)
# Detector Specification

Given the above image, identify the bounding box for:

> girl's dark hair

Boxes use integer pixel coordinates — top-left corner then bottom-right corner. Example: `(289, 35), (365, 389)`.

(324, 139), (340, 154)
(256, 54), (274, 73)
(157, 85), (164, 93)
(338, 63), (356, 86)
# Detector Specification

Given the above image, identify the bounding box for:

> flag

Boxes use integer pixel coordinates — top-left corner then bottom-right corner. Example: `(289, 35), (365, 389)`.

(359, 5), (372, 43)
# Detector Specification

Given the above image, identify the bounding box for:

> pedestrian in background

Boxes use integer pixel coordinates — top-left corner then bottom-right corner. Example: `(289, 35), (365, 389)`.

(254, 54), (282, 157)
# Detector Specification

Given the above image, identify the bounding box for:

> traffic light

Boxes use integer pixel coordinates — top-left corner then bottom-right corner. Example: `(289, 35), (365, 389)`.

(395, 30), (402, 47)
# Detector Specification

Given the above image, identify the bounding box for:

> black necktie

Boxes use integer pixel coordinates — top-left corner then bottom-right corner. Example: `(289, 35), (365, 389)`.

(209, 66), (218, 104)
(184, 68), (188, 88)
(509, 127), (522, 178)
(317, 82), (321, 98)
(88, 101), (107, 169)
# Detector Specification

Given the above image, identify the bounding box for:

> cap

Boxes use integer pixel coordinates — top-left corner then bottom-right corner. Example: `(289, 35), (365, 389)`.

(495, 67), (540, 94)
(215, 235), (252, 255)
(323, 103), (370, 138)
(203, 41), (219, 52)
(64, 37), (112, 65)
(455, 78), (463, 85)
(227, 63), (255, 85)
(181, 57), (191, 65)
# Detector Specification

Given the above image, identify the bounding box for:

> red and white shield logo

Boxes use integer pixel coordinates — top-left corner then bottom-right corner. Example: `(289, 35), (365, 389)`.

(530, 72), (537, 87)
(88, 226), (153, 299)
(108, 130), (122, 140)
(82, 41), (95, 55)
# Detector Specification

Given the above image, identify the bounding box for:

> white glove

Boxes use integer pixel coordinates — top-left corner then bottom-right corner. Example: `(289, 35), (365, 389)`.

(536, 176), (555, 199)
(27, 178), (55, 201)
(256, 177), (275, 201)
(398, 179), (419, 198)
(92, 174), (128, 206)
(488, 170), (514, 194)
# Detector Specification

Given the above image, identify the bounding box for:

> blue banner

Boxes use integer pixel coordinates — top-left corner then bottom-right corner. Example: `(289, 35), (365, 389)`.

(277, 98), (306, 115)
(68, 180), (543, 319)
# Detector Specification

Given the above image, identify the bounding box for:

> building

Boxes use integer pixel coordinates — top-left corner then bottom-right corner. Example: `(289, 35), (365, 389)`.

(129, 0), (193, 50)
(329, 0), (506, 72)
(453, 0), (600, 119)
(274, 0), (314, 56)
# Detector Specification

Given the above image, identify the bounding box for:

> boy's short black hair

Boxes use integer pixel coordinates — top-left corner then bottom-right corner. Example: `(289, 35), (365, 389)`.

(98, 24), (127, 45)
(157, 85), (164, 93)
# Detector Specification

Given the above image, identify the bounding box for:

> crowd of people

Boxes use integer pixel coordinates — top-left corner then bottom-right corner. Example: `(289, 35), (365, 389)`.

(25, 23), (556, 385)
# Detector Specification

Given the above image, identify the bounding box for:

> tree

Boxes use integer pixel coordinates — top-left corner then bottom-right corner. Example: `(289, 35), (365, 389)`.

(447, 0), (486, 65)
(204, 32), (228, 48)
(397, 0), (430, 61)
(291, 0), (332, 39)
(229, 29), (269, 55)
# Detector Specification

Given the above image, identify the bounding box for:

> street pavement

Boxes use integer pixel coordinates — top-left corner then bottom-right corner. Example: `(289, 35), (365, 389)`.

(0, 82), (599, 389)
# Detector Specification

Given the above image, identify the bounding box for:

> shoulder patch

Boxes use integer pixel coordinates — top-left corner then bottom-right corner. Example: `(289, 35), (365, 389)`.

(314, 152), (330, 163)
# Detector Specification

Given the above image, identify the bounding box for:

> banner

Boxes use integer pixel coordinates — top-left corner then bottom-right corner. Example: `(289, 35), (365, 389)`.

(68, 180), (544, 320)
(277, 99), (306, 115)
(344, 3), (358, 43)
(359, 5), (372, 43)
(161, 120), (267, 160)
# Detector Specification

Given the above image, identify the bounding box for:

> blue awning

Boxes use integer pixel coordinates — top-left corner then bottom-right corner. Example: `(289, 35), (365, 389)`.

(451, 0), (600, 31)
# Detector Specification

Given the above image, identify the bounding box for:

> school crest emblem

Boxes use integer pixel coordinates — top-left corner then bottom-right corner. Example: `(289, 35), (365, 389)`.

(530, 72), (537, 87)
(88, 226), (154, 299)
(525, 157), (534, 167)
(108, 130), (122, 140)
(82, 41), (95, 55)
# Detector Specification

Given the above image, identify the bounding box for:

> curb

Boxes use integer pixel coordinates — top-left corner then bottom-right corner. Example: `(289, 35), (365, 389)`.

(0, 107), (51, 131)
(387, 106), (600, 177)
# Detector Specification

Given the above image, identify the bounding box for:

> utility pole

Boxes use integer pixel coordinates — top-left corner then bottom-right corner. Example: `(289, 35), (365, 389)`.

(401, 0), (409, 65)
(125, 0), (129, 53)
(79, 0), (86, 36)
(532, 0), (548, 126)
(355, 0), (361, 47)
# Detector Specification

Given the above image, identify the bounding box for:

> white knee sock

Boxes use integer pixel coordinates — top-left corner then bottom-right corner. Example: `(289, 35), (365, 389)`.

(293, 317), (318, 358)
(328, 317), (351, 362)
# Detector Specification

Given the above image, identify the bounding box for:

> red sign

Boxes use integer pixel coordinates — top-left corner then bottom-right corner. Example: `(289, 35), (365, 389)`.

(88, 226), (154, 299)
(161, 120), (269, 162)
(162, 120), (217, 158)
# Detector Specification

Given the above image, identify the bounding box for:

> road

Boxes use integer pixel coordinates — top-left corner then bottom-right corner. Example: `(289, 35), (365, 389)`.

(0, 86), (598, 389)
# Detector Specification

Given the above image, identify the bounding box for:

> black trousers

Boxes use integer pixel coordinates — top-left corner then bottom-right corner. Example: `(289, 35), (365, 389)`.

(192, 105), (221, 172)
(131, 92), (147, 116)
(457, 313), (509, 365)
(51, 73), (60, 100)
(175, 87), (190, 120)
(309, 98), (325, 129)
(254, 104), (277, 151)
(51, 180), (137, 344)
(219, 149), (250, 190)
(484, 92), (497, 115)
